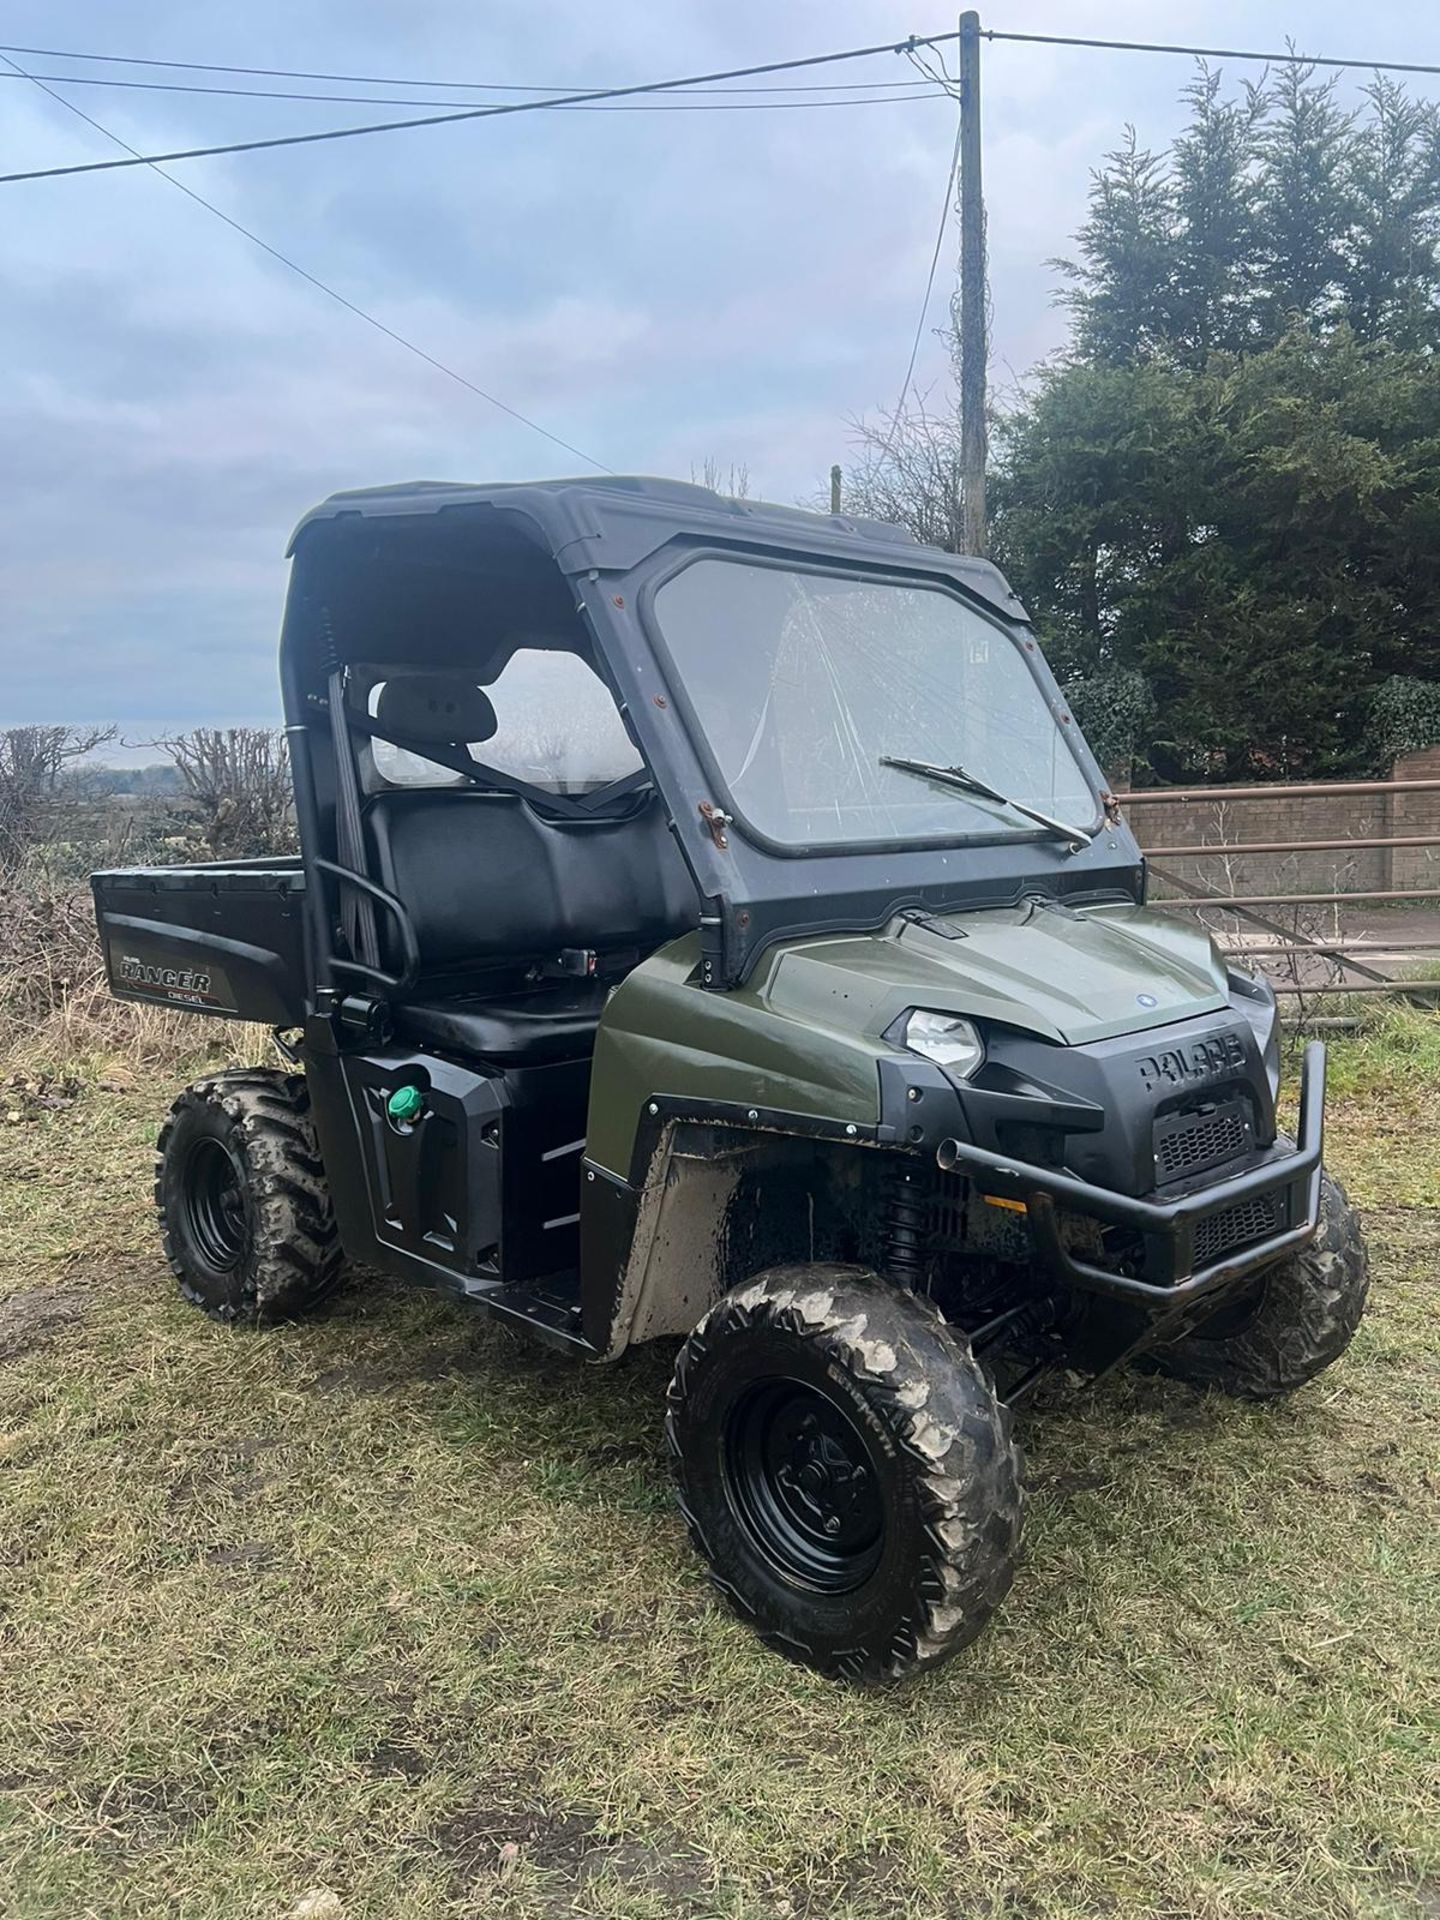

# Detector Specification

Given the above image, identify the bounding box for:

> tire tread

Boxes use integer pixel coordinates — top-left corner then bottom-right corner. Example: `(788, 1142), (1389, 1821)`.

(666, 1263), (1024, 1684)
(1153, 1170), (1369, 1399)
(155, 1068), (342, 1325)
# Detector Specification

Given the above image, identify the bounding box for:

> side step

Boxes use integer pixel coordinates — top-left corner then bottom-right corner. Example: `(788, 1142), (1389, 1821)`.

(456, 1272), (595, 1356)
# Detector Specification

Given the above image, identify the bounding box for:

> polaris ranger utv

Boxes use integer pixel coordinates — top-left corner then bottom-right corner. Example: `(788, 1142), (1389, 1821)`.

(93, 477), (1369, 1683)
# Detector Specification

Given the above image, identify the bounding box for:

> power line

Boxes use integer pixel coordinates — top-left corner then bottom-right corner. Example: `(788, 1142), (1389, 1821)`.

(8, 20), (1431, 189)
(0, 31), (963, 184)
(0, 52), (610, 472)
(0, 42), (937, 94)
(6, 26), (1436, 99)
(984, 28), (1440, 78)
(0, 69), (948, 112)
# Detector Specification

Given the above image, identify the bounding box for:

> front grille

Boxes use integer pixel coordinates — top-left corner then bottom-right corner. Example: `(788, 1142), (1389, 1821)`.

(926, 1186), (968, 1249)
(1154, 1098), (1251, 1184)
(1193, 1192), (1281, 1267)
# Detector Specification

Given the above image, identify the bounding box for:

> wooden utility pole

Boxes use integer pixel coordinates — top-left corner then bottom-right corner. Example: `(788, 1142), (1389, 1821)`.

(957, 10), (987, 555)
(829, 464), (842, 515)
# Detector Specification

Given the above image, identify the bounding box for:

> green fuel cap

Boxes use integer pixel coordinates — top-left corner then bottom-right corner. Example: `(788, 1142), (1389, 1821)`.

(387, 1084), (424, 1124)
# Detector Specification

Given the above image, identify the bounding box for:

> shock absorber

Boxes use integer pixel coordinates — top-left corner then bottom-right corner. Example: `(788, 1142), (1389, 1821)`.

(883, 1159), (927, 1289)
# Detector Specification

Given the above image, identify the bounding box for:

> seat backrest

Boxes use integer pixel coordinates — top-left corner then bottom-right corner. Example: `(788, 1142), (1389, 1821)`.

(365, 789), (699, 976)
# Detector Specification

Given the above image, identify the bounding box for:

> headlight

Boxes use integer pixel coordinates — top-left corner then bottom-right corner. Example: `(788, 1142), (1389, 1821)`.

(900, 1009), (984, 1079)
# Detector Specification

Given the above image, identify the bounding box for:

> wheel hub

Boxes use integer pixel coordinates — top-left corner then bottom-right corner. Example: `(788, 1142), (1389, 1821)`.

(185, 1136), (249, 1271)
(775, 1408), (873, 1542)
(724, 1378), (885, 1592)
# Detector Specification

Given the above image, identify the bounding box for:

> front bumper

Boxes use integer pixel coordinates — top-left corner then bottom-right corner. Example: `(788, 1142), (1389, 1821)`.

(935, 1042), (1326, 1308)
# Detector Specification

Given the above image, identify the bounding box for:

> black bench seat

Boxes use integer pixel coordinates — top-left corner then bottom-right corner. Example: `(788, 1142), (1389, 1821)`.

(364, 787), (697, 1067)
(392, 981), (611, 1064)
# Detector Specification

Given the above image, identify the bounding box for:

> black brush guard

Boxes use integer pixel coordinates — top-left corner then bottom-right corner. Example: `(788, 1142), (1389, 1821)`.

(936, 1042), (1326, 1307)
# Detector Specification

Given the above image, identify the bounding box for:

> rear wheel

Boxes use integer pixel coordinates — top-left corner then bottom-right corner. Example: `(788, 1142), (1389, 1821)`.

(666, 1265), (1023, 1684)
(155, 1069), (342, 1323)
(1151, 1168), (1369, 1399)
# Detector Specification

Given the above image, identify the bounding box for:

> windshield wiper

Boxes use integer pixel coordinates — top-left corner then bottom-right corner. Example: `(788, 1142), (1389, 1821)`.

(879, 755), (1094, 848)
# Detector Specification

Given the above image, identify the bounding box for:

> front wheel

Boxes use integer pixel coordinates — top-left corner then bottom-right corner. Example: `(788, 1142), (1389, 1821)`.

(665, 1265), (1023, 1684)
(1151, 1169), (1369, 1400)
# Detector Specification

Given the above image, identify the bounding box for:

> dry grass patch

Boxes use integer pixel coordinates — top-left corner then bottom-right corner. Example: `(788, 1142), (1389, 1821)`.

(0, 1018), (1436, 1919)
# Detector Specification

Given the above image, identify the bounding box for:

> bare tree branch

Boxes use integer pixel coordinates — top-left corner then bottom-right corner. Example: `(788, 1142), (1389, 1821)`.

(146, 728), (296, 859)
(0, 724), (117, 877)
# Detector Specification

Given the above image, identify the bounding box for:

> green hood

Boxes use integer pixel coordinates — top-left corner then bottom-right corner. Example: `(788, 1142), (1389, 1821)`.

(587, 903), (1232, 1178)
(765, 901), (1229, 1047)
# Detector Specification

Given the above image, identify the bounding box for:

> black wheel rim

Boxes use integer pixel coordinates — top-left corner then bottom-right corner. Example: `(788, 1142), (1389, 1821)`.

(723, 1377), (886, 1593)
(184, 1136), (249, 1271)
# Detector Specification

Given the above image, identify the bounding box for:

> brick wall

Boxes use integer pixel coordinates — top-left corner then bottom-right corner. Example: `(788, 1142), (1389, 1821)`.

(1391, 746), (1440, 892)
(1126, 752), (1440, 901)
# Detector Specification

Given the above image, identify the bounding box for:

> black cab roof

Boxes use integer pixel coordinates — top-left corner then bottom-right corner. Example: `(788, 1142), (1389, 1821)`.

(287, 475), (1029, 623)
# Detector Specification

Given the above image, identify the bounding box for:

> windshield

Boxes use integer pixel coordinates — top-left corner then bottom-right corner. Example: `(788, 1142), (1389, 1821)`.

(651, 558), (1097, 850)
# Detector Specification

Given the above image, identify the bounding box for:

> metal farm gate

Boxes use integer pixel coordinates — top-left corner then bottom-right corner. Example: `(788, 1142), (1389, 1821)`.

(1115, 776), (1440, 1021)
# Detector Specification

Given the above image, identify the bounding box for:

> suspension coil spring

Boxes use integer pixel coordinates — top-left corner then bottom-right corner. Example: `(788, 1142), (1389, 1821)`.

(883, 1160), (927, 1289)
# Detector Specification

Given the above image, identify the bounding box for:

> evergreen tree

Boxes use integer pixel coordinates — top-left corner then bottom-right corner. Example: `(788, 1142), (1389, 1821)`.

(843, 62), (1440, 780)
(1342, 77), (1440, 348)
(1168, 68), (1265, 361)
(1254, 61), (1353, 336)
(989, 328), (1440, 781)
(1054, 128), (1176, 362)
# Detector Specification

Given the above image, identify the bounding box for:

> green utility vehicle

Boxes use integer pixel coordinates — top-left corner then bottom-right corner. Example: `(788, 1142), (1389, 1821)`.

(94, 478), (1369, 1682)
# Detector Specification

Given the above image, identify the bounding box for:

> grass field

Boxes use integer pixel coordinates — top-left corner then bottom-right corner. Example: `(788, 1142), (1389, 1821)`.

(0, 1017), (1436, 1920)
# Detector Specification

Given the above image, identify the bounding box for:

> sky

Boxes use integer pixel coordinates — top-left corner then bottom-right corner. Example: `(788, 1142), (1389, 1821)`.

(1, 0), (1433, 751)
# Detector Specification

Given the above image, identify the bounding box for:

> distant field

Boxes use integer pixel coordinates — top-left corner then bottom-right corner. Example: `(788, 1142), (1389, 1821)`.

(0, 1016), (1436, 1920)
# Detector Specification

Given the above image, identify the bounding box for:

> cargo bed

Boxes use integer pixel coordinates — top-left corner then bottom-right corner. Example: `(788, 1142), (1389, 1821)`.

(91, 857), (307, 1026)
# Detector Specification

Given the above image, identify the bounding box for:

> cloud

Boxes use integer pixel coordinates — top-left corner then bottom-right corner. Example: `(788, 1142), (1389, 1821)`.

(0, 0), (1409, 726)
